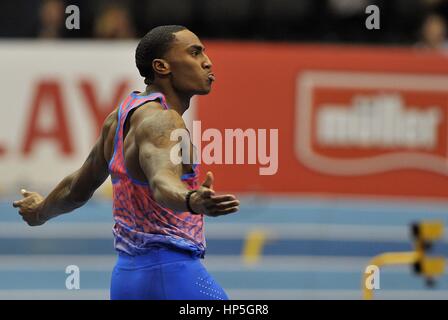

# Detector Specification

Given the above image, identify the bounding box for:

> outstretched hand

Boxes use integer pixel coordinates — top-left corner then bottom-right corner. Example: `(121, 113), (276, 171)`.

(190, 172), (240, 217)
(12, 189), (45, 226)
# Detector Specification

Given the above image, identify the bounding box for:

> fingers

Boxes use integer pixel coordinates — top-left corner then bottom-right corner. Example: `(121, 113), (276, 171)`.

(21, 189), (32, 197)
(206, 200), (239, 210)
(193, 181), (240, 217)
(13, 189), (32, 207)
(12, 188), (44, 227)
(206, 194), (236, 207)
(203, 197), (240, 213)
(210, 194), (237, 202)
(215, 200), (240, 212)
(18, 209), (42, 226)
(206, 195), (237, 210)
(21, 215), (40, 226)
(202, 171), (214, 189)
(12, 200), (22, 208)
(207, 206), (239, 217)
(18, 210), (29, 221)
(216, 200), (240, 209)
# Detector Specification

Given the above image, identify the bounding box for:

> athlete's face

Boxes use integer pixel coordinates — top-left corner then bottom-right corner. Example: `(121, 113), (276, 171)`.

(165, 30), (214, 95)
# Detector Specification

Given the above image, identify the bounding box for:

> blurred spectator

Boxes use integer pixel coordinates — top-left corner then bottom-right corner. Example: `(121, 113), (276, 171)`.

(38, 0), (65, 38)
(94, 4), (135, 39)
(420, 0), (448, 22)
(421, 0), (446, 7)
(416, 13), (448, 51)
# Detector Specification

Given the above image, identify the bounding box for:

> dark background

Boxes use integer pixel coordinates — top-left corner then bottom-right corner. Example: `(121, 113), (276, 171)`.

(0, 0), (447, 47)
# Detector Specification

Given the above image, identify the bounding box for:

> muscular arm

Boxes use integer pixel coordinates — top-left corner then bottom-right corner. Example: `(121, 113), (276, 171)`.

(135, 104), (239, 216)
(13, 112), (115, 226)
(136, 106), (194, 212)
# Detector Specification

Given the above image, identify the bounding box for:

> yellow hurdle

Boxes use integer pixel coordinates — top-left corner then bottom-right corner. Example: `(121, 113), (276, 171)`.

(242, 229), (269, 265)
(362, 220), (445, 300)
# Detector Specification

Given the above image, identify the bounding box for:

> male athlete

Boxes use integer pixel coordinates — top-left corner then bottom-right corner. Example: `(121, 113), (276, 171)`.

(12, 25), (239, 300)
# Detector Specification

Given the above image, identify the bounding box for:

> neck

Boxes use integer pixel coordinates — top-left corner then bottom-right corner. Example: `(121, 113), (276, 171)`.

(142, 82), (192, 115)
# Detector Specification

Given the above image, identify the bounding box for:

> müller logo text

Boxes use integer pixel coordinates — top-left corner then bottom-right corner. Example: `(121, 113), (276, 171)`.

(295, 71), (448, 175)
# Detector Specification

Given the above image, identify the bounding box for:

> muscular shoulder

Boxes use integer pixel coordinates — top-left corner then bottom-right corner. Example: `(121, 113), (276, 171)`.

(101, 109), (119, 141)
(100, 109), (119, 161)
(134, 102), (186, 147)
(103, 109), (118, 131)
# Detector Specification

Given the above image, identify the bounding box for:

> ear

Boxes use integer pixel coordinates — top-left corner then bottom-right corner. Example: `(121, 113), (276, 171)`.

(152, 59), (170, 77)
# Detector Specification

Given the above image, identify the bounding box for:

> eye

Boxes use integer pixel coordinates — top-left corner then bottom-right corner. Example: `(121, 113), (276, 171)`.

(191, 50), (199, 56)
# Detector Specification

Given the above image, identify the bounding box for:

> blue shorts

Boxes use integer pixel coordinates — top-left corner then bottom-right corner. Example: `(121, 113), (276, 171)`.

(110, 246), (229, 300)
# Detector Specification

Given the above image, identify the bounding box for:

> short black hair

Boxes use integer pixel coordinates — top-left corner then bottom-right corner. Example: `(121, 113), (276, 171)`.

(135, 25), (187, 85)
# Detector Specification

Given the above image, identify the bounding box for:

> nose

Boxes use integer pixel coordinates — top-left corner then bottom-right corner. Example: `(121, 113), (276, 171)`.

(203, 54), (212, 70)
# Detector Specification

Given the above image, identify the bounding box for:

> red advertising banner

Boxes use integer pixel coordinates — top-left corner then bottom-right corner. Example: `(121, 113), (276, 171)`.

(196, 42), (448, 199)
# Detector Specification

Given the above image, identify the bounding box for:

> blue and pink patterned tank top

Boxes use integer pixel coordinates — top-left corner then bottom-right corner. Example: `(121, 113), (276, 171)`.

(108, 91), (205, 257)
